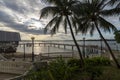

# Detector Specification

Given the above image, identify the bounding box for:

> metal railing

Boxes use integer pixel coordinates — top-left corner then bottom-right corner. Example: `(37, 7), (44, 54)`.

(0, 61), (32, 74)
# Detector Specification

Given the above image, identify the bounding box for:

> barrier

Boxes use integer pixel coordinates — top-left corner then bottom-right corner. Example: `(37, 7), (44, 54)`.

(0, 61), (32, 74)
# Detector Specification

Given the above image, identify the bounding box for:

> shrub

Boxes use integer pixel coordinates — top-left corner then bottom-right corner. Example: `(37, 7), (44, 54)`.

(67, 57), (111, 80)
(24, 57), (111, 80)
(48, 57), (78, 80)
(84, 57), (111, 66)
(67, 58), (81, 68)
(24, 57), (79, 80)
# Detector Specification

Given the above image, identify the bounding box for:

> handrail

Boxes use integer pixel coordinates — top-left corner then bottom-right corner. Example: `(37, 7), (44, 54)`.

(6, 65), (34, 80)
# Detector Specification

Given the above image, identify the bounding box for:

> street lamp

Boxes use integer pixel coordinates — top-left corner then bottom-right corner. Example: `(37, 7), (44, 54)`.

(31, 37), (35, 62)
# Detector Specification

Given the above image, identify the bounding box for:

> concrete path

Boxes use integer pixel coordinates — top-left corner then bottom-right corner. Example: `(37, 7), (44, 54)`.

(0, 73), (19, 80)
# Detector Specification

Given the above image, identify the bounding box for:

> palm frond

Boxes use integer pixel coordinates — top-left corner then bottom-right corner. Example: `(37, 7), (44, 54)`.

(63, 17), (68, 34)
(100, 8), (120, 16)
(71, 16), (78, 35)
(116, 2), (120, 8)
(44, 16), (58, 34)
(41, 0), (62, 6)
(77, 19), (90, 35)
(50, 15), (63, 35)
(107, 0), (119, 6)
(40, 6), (59, 19)
(98, 16), (117, 33)
(96, 0), (107, 10)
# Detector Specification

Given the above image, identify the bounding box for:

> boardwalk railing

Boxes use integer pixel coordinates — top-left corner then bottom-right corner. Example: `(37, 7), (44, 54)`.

(36, 52), (74, 61)
(6, 65), (33, 80)
(18, 42), (109, 61)
(0, 54), (7, 61)
(19, 42), (108, 52)
(0, 61), (32, 74)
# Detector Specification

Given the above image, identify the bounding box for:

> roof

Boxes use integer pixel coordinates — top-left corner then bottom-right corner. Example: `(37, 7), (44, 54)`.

(0, 31), (21, 41)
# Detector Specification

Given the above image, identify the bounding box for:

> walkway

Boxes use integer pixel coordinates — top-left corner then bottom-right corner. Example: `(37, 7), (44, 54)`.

(0, 73), (19, 80)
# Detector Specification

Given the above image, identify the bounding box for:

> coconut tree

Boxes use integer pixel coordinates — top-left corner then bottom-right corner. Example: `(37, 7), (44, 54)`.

(114, 30), (120, 43)
(40, 0), (84, 65)
(75, 0), (120, 68)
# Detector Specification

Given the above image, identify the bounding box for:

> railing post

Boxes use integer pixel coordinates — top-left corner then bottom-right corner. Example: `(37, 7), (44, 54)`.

(72, 45), (74, 51)
(58, 44), (60, 48)
(23, 44), (26, 61)
(31, 37), (35, 62)
(48, 45), (50, 57)
(64, 45), (66, 49)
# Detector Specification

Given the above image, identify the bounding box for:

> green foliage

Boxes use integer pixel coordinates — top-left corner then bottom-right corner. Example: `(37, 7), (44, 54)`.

(48, 58), (78, 80)
(67, 57), (111, 80)
(24, 57), (112, 80)
(114, 30), (120, 43)
(68, 57), (111, 67)
(96, 66), (120, 80)
(23, 70), (50, 80)
(24, 58), (78, 80)
(67, 58), (82, 68)
(84, 57), (111, 66)
(83, 57), (110, 80)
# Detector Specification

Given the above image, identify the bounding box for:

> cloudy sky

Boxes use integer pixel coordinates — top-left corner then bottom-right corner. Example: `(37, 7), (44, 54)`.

(0, 0), (119, 40)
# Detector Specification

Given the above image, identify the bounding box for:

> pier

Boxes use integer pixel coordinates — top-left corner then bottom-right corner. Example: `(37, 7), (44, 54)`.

(18, 42), (108, 61)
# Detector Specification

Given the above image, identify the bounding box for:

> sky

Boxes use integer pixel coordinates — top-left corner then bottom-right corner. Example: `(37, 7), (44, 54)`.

(0, 0), (119, 40)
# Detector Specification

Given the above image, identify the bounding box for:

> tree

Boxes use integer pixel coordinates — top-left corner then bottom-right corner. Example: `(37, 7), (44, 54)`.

(114, 30), (120, 43)
(76, 0), (120, 68)
(40, 0), (84, 65)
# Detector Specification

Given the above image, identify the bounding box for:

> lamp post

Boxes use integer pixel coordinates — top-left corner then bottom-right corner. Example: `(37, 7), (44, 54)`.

(83, 37), (85, 58)
(31, 37), (35, 62)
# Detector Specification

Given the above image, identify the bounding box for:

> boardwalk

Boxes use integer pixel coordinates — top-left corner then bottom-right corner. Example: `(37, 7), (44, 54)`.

(12, 42), (108, 61)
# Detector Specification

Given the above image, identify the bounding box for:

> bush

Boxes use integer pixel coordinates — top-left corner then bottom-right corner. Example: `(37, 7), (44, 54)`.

(24, 57), (79, 80)
(84, 57), (111, 66)
(48, 57), (79, 80)
(67, 58), (81, 68)
(24, 57), (111, 80)
(67, 57), (111, 67)
(67, 57), (111, 80)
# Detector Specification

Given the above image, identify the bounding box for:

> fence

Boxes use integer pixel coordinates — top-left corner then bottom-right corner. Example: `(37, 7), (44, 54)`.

(0, 61), (32, 74)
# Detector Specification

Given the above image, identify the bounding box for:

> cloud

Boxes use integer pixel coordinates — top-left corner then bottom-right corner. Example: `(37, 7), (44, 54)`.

(0, 0), (47, 34)
(0, 0), (118, 40)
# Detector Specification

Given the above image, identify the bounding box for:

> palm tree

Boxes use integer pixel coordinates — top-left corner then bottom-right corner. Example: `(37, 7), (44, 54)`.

(76, 0), (120, 68)
(40, 0), (84, 65)
(114, 30), (120, 43)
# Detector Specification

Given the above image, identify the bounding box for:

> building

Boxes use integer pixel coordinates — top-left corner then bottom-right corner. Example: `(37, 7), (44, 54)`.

(0, 31), (21, 53)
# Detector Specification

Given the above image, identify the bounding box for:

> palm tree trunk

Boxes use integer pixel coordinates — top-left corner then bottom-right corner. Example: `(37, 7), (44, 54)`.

(94, 22), (120, 68)
(66, 15), (84, 66)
